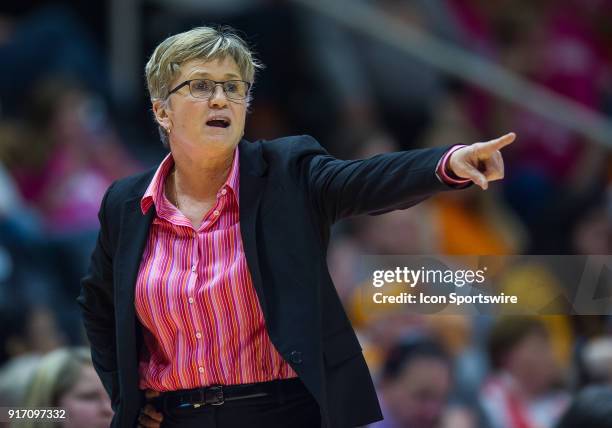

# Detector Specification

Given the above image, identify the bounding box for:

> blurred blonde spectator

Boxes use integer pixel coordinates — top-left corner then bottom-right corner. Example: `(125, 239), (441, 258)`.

(0, 354), (41, 407)
(17, 347), (112, 428)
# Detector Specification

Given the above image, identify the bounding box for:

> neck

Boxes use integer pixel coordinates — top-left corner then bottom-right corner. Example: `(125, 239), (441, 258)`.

(503, 370), (542, 401)
(171, 145), (236, 201)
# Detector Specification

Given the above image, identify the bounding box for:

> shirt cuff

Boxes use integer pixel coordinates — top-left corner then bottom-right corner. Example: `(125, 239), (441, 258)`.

(435, 144), (472, 187)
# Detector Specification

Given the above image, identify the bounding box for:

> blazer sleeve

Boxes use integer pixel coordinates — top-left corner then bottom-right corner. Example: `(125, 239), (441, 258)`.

(76, 181), (120, 409)
(291, 135), (459, 224)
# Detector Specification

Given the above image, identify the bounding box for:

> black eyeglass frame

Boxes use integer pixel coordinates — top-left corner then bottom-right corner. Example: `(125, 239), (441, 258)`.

(165, 79), (252, 100)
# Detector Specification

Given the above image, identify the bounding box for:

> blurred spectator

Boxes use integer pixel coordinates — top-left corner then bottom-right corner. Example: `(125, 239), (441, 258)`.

(0, 354), (41, 408)
(18, 347), (112, 428)
(497, 265), (574, 367)
(7, 76), (139, 235)
(526, 184), (610, 254)
(0, 76), (141, 330)
(579, 336), (612, 386)
(571, 200), (611, 255)
(370, 336), (455, 428)
(354, 205), (439, 255)
(555, 385), (612, 428)
(480, 316), (570, 428)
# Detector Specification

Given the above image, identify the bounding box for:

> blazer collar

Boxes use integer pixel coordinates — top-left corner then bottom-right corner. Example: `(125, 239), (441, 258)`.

(239, 138), (267, 177)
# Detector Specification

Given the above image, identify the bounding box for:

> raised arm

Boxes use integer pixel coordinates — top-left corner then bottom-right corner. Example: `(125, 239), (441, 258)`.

(292, 133), (514, 224)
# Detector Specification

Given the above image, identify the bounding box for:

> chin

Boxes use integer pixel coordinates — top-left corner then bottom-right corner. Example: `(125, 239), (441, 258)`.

(202, 134), (239, 148)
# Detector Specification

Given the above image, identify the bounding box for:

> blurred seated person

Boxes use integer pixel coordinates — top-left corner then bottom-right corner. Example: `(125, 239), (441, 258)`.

(18, 347), (112, 428)
(370, 337), (456, 428)
(555, 386), (612, 428)
(579, 336), (612, 386)
(5, 77), (139, 235)
(480, 316), (570, 428)
(0, 354), (41, 409)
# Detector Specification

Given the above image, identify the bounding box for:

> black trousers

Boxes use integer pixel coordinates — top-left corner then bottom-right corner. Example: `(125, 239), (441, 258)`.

(158, 379), (321, 428)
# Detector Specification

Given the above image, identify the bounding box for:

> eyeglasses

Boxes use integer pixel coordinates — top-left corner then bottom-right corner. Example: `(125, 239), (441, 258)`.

(166, 79), (251, 101)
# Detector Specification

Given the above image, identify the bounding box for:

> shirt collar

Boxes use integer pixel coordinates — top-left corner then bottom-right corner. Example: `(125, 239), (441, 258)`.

(140, 146), (240, 215)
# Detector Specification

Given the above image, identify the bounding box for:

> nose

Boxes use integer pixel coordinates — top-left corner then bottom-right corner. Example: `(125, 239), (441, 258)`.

(99, 395), (114, 417)
(208, 84), (228, 108)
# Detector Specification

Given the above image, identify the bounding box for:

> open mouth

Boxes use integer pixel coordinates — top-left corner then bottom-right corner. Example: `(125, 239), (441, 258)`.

(206, 118), (231, 128)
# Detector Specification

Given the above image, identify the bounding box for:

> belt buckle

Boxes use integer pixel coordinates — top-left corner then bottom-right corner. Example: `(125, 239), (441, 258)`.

(207, 385), (225, 406)
(189, 390), (206, 409)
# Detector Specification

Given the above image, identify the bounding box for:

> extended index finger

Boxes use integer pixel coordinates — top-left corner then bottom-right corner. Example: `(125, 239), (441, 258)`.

(480, 132), (516, 153)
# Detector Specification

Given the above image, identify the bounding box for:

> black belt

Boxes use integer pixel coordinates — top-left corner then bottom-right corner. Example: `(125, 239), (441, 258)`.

(156, 377), (306, 411)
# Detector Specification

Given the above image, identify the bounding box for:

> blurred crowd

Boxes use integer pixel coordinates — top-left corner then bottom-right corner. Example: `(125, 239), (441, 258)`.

(0, 1), (611, 427)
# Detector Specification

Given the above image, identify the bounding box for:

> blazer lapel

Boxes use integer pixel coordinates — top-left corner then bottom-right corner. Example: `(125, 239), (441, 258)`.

(238, 139), (269, 320)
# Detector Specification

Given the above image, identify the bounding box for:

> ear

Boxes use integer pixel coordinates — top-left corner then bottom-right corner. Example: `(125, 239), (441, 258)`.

(152, 98), (173, 131)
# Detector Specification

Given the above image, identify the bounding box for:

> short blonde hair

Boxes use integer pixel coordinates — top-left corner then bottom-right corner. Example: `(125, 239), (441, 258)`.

(145, 26), (264, 147)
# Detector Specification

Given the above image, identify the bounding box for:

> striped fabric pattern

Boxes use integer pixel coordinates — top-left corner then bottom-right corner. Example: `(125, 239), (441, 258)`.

(135, 149), (297, 392)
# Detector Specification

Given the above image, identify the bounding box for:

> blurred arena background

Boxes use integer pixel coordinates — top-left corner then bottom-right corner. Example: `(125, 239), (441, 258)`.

(0, 1), (611, 427)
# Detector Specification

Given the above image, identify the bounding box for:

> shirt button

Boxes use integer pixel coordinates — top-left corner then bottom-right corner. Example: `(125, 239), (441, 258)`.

(213, 210), (220, 216)
(191, 265), (196, 272)
(198, 367), (204, 373)
(196, 332), (202, 339)
(221, 188), (227, 195)
(188, 297), (194, 304)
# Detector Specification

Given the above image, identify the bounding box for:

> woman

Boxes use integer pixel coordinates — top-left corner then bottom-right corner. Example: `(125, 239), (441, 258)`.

(480, 317), (569, 428)
(17, 347), (113, 428)
(77, 26), (514, 428)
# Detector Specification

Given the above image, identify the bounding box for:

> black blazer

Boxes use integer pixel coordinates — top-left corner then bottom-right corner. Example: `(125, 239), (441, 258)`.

(77, 135), (459, 427)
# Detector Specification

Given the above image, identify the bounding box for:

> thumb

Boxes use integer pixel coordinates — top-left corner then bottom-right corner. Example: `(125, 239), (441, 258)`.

(462, 163), (488, 190)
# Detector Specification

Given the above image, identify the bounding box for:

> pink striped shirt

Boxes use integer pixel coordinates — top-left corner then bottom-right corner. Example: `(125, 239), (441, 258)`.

(135, 148), (297, 392)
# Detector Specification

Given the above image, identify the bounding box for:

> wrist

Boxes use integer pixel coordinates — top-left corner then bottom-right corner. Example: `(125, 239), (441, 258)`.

(444, 154), (463, 180)
(438, 145), (471, 185)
